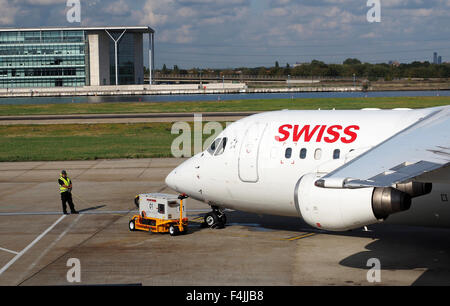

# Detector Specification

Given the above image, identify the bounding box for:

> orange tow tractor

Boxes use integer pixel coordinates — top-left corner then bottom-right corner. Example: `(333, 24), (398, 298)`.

(129, 193), (189, 236)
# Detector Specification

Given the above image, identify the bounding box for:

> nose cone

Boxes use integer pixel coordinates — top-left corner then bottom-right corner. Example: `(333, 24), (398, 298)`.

(165, 158), (198, 194)
(165, 167), (181, 192)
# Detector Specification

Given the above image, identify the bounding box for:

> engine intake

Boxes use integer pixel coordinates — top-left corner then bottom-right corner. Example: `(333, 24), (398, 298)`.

(372, 187), (412, 220)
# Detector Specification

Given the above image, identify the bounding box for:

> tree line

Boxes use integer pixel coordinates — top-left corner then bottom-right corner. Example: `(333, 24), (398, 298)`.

(150, 59), (450, 80)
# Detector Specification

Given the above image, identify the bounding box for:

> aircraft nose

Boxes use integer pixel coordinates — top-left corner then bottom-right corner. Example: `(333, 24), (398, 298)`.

(165, 158), (196, 194)
(165, 167), (181, 192)
(166, 154), (206, 197)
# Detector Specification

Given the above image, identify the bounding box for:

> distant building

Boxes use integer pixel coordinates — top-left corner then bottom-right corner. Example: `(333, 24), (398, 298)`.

(389, 60), (400, 67)
(0, 26), (155, 89)
(433, 52), (438, 64)
(293, 62), (308, 68)
(438, 56), (442, 65)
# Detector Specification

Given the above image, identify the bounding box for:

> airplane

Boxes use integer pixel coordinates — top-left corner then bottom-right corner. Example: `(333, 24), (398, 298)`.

(165, 106), (450, 231)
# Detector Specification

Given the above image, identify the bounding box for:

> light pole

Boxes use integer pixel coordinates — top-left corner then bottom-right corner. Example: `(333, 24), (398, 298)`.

(148, 32), (154, 86)
(105, 29), (127, 86)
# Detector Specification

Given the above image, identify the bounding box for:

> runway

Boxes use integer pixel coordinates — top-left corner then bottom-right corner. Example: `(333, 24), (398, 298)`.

(1, 158), (450, 285)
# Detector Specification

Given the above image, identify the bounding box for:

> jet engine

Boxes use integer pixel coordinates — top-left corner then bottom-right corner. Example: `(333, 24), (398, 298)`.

(294, 173), (412, 231)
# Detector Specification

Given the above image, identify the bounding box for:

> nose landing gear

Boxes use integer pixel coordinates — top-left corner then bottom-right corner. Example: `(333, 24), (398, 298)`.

(204, 206), (227, 229)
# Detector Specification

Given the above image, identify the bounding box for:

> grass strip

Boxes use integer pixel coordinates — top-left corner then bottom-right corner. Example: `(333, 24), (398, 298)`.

(0, 123), (184, 161)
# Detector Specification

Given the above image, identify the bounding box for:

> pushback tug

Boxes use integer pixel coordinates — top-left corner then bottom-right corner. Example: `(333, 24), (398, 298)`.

(129, 193), (188, 236)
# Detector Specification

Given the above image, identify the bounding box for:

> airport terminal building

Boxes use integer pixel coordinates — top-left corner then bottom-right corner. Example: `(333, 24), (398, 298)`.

(0, 26), (154, 89)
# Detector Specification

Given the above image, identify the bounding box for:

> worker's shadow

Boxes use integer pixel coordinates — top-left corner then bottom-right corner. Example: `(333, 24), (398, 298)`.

(338, 225), (450, 285)
(78, 205), (106, 213)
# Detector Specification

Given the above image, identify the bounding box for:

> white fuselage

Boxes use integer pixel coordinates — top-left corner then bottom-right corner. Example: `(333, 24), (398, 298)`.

(166, 108), (450, 229)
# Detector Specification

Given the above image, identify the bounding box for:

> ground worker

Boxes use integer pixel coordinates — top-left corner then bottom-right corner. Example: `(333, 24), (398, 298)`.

(58, 170), (79, 215)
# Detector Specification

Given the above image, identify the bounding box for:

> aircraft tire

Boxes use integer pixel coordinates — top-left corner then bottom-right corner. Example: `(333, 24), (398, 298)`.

(205, 212), (221, 228)
(219, 214), (227, 225)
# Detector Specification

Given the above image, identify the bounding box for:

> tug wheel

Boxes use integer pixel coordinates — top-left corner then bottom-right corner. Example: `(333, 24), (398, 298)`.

(169, 225), (179, 236)
(129, 219), (136, 231)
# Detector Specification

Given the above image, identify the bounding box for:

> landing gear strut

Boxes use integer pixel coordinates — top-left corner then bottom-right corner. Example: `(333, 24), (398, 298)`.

(204, 206), (227, 229)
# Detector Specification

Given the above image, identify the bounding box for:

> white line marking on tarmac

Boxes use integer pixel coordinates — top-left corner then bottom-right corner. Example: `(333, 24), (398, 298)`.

(0, 247), (19, 255)
(0, 215), (66, 276)
(0, 212), (64, 216)
(21, 214), (83, 281)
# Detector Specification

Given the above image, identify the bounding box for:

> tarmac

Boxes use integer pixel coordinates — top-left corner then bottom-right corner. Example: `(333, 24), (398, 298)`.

(1, 158), (450, 286)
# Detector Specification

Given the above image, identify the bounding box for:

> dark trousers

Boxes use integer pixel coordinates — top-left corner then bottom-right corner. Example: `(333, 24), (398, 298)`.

(61, 192), (76, 213)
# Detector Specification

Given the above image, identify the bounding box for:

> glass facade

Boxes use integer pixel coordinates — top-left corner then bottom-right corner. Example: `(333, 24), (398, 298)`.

(109, 33), (135, 85)
(0, 30), (87, 88)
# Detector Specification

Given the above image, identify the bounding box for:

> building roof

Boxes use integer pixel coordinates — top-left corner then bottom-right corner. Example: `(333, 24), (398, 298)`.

(0, 26), (154, 33)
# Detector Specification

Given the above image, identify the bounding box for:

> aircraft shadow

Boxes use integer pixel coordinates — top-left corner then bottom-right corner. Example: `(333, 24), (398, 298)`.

(224, 210), (315, 232)
(205, 210), (450, 285)
(338, 224), (450, 285)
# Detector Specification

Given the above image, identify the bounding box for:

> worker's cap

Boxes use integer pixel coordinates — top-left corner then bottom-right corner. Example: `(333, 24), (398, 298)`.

(61, 170), (67, 175)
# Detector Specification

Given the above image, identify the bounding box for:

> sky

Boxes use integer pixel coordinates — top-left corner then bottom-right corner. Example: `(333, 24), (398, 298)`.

(0, 0), (449, 69)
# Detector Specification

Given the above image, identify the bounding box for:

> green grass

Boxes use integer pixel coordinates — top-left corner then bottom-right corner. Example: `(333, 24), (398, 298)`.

(0, 123), (184, 161)
(1, 96), (449, 116)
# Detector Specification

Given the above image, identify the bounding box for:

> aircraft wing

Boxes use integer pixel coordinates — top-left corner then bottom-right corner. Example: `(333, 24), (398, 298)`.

(316, 106), (450, 189)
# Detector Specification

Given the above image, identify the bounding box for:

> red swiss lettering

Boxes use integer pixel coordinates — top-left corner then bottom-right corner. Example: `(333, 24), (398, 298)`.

(324, 125), (342, 143)
(275, 124), (359, 144)
(341, 125), (360, 143)
(293, 125), (321, 142)
(316, 125), (327, 142)
(275, 124), (292, 141)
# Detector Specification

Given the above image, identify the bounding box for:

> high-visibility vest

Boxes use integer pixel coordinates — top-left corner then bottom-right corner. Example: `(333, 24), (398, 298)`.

(59, 176), (71, 193)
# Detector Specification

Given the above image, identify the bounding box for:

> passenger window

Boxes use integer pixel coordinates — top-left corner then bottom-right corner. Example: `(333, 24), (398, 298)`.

(333, 149), (340, 160)
(214, 138), (228, 156)
(285, 148), (292, 159)
(300, 148), (307, 159)
(207, 138), (221, 155)
(314, 149), (322, 160)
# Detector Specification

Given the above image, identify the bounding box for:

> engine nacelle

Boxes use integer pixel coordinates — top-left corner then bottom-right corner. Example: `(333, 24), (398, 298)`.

(295, 173), (412, 231)
(395, 181), (432, 198)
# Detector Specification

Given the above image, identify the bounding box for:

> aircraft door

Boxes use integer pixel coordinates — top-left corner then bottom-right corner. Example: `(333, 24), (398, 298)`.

(238, 122), (267, 183)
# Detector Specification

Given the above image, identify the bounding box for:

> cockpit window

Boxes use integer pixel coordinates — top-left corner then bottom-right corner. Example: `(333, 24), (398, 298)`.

(207, 138), (222, 155)
(214, 137), (227, 156)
